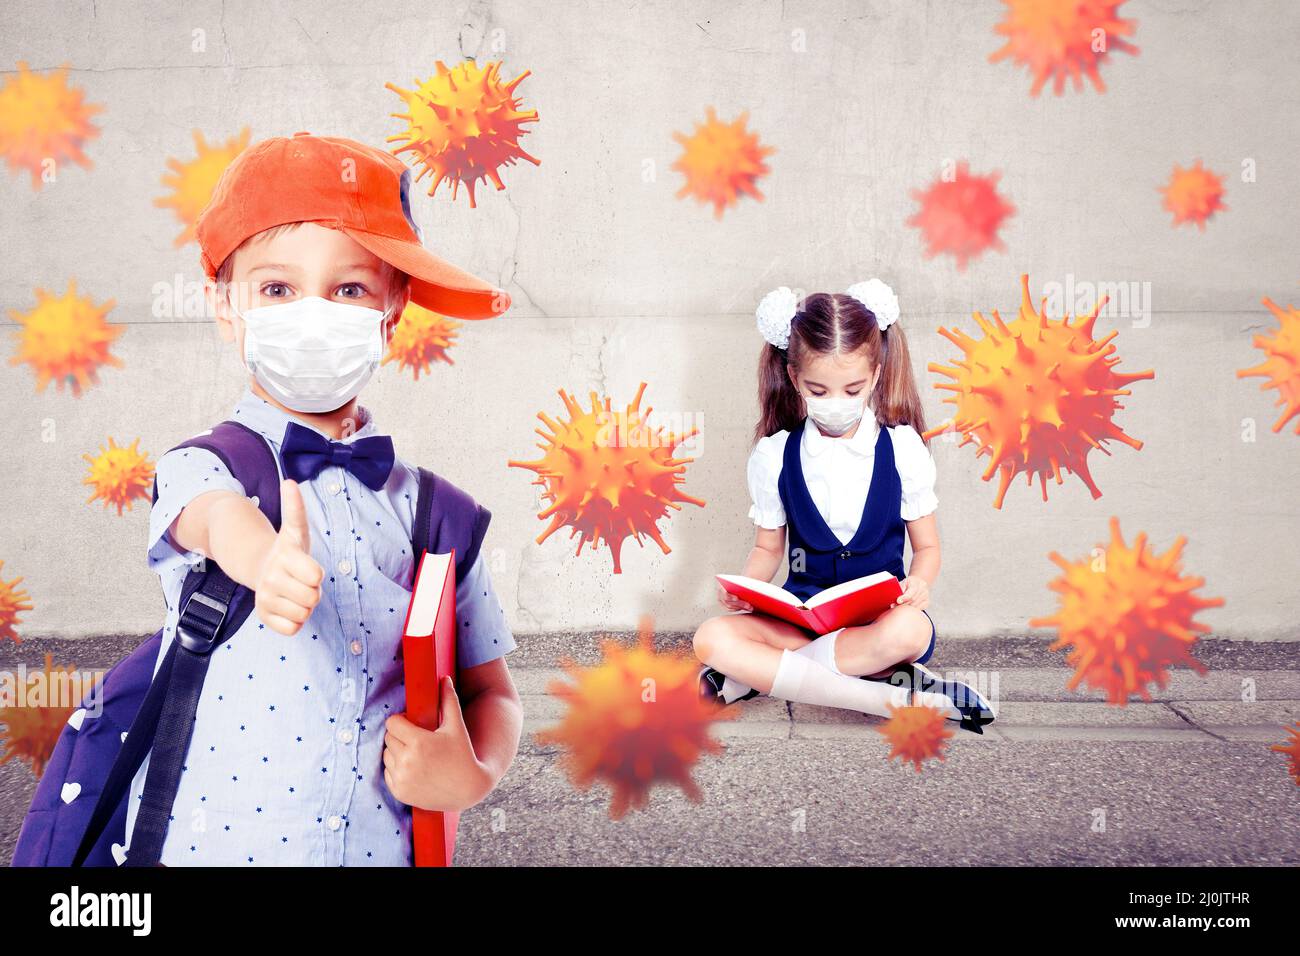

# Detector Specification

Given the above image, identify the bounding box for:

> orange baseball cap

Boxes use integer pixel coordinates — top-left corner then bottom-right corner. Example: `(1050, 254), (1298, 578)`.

(195, 132), (509, 320)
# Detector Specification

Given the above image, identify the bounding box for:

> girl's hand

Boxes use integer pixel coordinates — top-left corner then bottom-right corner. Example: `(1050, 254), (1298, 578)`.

(892, 576), (930, 611)
(718, 586), (753, 612)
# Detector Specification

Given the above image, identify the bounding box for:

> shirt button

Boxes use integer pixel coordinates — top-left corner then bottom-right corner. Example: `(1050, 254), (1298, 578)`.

(326, 815), (342, 831)
(338, 728), (354, 744)
(327, 481), (342, 495)
(839, 550), (851, 559)
(337, 559), (352, 575)
(350, 640), (363, 655)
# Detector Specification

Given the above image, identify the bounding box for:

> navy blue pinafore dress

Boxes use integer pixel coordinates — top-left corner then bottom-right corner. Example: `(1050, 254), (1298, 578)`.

(775, 419), (936, 665)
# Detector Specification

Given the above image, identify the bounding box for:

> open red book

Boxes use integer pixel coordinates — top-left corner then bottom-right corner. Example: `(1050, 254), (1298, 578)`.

(716, 570), (903, 634)
(401, 549), (459, 867)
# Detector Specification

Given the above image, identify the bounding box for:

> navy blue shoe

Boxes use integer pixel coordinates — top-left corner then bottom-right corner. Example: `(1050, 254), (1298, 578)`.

(698, 666), (759, 705)
(877, 662), (997, 734)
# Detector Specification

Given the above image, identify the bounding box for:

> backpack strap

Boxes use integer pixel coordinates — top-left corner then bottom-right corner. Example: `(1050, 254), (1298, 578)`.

(412, 466), (490, 584)
(73, 420), (281, 867)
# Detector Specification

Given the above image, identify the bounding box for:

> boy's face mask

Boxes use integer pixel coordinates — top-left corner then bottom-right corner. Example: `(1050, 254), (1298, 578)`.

(803, 393), (868, 436)
(232, 295), (391, 414)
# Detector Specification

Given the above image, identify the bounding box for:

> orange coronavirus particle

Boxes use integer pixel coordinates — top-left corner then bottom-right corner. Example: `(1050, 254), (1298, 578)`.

(1271, 723), (1300, 786)
(386, 59), (539, 207)
(672, 107), (774, 219)
(508, 383), (705, 573)
(923, 274), (1154, 508)
(1238, 298), (1300, 435)
(155, 128), (251, 246)
(8, 281), (122, 396)
(989, 0), (1139, 96)
(1160, 160), (1227, 230)
(537, 617), (734, 819)
(1030, 517), (1224, 706)
(877, 702), (955, 772)
(0, 655), (87, 778)
(0, 559), (33, 645)
(0, 62), (102, 189)
(382, 303), (461, 378)
(908, 162), (1015, 270)
(83, 437), (155, 515)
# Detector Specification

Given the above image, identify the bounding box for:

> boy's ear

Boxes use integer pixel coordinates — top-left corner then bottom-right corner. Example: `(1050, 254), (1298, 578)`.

(384, 285), (411, 342)
(208, 279), (235, 344)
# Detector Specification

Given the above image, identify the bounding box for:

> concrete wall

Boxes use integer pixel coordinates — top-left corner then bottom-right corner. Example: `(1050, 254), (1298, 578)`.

(2, 0), (1297, 641)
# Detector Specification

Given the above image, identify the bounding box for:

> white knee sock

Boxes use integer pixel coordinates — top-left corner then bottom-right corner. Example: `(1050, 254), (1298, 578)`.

(794, 627), (846, 673)
(715, 628), (845, 703)
(769, 648), (960, 719)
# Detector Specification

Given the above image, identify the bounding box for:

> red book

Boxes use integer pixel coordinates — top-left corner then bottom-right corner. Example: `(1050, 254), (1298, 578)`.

(400, 549), (459, 867)
(716, 571), (903, 634)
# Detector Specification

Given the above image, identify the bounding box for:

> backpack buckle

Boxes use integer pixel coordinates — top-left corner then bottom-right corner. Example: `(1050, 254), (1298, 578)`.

(176, 591), (229, 654)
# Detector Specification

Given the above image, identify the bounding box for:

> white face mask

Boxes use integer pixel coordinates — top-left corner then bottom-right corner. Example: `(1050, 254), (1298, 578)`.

(233, 296), (391, 414)
(803, 393), (868, 436)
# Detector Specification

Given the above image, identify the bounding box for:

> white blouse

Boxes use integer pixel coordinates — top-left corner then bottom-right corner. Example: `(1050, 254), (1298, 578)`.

(747, 415), (938, 545)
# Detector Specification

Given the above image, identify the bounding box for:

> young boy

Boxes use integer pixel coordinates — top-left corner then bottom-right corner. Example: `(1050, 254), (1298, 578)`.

(125, 132), (521, 865)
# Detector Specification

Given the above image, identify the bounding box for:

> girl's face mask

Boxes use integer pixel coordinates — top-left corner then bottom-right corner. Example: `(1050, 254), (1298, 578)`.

(232, 295), (392, 414)
(802, 393), (868, 436)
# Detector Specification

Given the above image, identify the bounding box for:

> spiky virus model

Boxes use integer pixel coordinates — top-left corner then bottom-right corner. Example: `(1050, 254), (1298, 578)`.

(923, 274), (1154, 508)
(0, 655), (85, 778)
(1272, 723), (1300, 786)
(386, 60), (539, 207)
(537, 617), (734, 819)
(908, 162), (1015, 270)
(990, 0), (1138, 96)
(155, 128), (251, 247)
(672, 107), (774, 219)
(0, 62), (102, 188)
(0, 560), (33, 645)
(83, 437), (154, 515)
(8, 281), (122, 396)
(1238, 298), (1300, 435)
(1160, 160), (1227, 230)
(508, 383), (705, 573)
(877, 702), (955, 772)
(382, 303), (461, 378)
(1031, 518), (1223, 706)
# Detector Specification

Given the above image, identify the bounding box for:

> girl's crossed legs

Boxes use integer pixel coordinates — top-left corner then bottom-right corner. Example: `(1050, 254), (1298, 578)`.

(694, 604), (934, 693)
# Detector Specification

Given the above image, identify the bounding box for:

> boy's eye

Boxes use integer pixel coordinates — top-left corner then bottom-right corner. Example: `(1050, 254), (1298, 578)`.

(261, 282), (292, 298)
(336, 283), (369, 299)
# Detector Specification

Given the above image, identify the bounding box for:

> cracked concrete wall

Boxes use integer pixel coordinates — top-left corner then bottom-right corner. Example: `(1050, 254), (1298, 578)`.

(1, 0), (1297, 641)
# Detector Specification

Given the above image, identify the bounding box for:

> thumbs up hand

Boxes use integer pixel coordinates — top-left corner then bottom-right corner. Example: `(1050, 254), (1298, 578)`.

(254, 479), (324, 636)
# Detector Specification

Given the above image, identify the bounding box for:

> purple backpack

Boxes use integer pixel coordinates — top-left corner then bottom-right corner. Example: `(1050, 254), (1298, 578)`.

(11, 419), (489, 867)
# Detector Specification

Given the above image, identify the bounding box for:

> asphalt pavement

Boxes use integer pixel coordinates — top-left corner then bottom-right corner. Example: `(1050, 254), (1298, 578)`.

(3, 634), (1297, 866)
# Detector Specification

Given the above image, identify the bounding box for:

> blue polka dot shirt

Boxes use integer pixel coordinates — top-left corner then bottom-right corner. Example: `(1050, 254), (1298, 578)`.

(123, 386), (515, 866)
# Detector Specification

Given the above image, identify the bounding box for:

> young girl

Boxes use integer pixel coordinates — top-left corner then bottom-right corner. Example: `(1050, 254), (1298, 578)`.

(694, 279), (996, 733)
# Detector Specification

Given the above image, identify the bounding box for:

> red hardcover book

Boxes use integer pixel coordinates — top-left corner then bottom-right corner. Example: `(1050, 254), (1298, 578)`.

(400, 548), (459, 867)
(716, 570), (903, 634)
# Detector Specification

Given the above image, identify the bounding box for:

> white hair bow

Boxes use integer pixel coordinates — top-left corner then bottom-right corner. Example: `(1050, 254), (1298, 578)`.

(755, 286), (799, 350)
(845, 279), (900, 331)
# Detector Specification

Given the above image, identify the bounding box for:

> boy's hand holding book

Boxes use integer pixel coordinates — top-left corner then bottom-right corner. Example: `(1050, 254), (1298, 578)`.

(253, 479), (324, 636)
(383, 676), (493, 813)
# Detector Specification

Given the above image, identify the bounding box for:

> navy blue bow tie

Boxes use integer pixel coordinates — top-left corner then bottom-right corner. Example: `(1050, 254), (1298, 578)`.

(280, 421), (395, 491)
